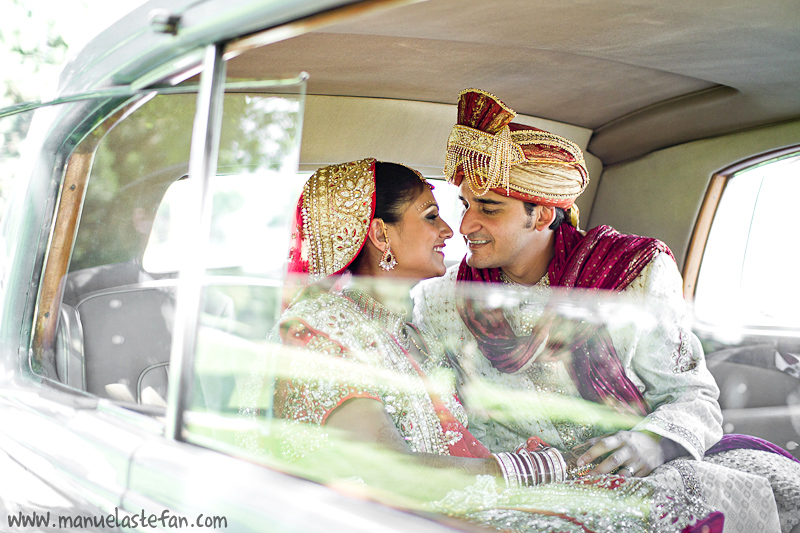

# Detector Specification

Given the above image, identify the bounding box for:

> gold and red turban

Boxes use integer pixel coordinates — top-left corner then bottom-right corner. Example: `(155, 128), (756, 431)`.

(445, 89), (589, 225)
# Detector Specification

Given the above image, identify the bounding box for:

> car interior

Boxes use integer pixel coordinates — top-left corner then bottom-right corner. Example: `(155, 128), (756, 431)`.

(28, 0), (800, 478)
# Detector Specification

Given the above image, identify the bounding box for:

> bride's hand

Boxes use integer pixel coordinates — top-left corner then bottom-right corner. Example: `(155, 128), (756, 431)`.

(561, 450), (580, 471)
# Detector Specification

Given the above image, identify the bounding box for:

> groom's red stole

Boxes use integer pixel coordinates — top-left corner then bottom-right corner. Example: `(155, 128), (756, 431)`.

(456, 224), (671, 417)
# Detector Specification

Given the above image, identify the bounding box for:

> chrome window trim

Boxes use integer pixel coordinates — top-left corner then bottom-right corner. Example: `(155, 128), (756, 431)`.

(165, 44), (227, 441)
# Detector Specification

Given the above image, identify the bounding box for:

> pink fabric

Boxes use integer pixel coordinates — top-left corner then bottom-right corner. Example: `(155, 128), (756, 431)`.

(708, 434), (800, 463)
(550, 224), (671, 291)
(683, 512), (725, 533)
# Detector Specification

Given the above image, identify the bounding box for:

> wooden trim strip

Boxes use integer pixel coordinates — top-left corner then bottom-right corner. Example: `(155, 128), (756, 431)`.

(683, 174), (726, 300)
(31, 104), (138, 377)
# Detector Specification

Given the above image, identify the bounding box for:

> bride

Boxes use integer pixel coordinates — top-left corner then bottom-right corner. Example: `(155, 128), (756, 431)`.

(243, 158), (723, 532)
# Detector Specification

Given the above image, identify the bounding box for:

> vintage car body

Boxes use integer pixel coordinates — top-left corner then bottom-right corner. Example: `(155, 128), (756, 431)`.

(1, 0), (798, 530)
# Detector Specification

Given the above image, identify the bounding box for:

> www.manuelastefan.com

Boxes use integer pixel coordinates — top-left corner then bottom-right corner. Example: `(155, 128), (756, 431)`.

(7, 508), (228, 529)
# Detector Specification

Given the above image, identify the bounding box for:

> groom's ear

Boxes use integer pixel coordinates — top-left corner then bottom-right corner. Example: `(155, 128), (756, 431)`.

(365, 218), (388, 251)
(535, 206), (557, 231)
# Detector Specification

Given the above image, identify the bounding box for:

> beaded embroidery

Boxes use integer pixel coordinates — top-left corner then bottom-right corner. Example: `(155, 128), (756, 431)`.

(342, 288), (409, 349)
(299, 159), (376, 280)
(276, 291), (461, 459)
(672, 328), (698, 374)
(444, 89), (588, 199)
(648, 416), (704, 458)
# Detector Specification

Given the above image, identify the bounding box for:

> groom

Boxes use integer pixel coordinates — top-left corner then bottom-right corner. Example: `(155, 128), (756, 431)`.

(412, 88), (723, 477)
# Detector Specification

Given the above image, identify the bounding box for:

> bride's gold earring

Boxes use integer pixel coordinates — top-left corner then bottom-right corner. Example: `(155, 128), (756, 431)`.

(377, 219), (397, 271)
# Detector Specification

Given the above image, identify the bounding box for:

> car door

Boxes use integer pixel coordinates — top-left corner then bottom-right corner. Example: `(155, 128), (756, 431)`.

(0, 0), (473, 527)
(686, 146), (800, 459)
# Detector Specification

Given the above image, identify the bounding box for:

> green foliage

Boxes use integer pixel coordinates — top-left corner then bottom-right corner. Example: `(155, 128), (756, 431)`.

(0, 0), (141, 218)
(0, 0), (68, 108)
(0, 0), (69, 217)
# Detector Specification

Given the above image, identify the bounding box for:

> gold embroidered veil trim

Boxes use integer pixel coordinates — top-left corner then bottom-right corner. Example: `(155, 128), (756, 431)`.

(297, 158), (376, 280)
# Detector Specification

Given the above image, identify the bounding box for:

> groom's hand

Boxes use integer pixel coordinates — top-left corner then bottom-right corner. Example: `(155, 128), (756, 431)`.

(576, 430), (665, 477)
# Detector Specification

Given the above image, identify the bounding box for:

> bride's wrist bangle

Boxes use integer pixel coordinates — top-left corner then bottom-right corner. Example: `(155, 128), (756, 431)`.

(547, 448), (563, 483)
(492, 452), (520, 488)
(492, 449), (569, 488)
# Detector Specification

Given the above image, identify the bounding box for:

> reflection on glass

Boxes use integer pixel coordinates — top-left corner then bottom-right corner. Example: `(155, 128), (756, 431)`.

(185, 151), (765, 531)
(0, 106), (35, 284)
(0, 104), (32, 219)
(212, 280), (720, 531)
(187, 85), (307, 431)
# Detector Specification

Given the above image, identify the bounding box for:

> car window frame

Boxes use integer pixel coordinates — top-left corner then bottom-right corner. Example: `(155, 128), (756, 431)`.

(22, 53), (309, 443)
(4, 91), (156, 385)
(164, 44), (226, 440)
(683, 143), (800, 303)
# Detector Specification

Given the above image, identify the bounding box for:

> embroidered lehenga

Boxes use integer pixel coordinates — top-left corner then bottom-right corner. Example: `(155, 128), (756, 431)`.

(239, 158), (727, 533)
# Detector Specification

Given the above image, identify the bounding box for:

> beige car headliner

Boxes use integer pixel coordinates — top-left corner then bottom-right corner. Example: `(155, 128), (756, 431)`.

(225, 0), (800, 166)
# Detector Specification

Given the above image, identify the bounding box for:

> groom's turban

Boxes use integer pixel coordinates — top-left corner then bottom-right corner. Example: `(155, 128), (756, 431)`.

(445, 89), (589, 226)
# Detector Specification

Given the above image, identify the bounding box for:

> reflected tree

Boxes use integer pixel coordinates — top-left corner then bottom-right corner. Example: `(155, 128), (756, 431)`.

(71, 90), (303, 271)
(0, 0), (68, 217)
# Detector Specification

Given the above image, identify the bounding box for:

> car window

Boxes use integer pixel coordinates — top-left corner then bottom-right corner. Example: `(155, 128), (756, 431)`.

(38, 76), (307, 415)
(429, 178), (467, 266)
(689, 150), (800, 457)
(51, 91), (198, 400)
(694, 151), (800, 331)
(174, 82), (308, 444)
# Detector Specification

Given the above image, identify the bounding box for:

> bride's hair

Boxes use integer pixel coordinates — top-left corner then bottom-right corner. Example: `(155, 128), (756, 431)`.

(348, 162), (428, 272)
(373, 162), (428, 224)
